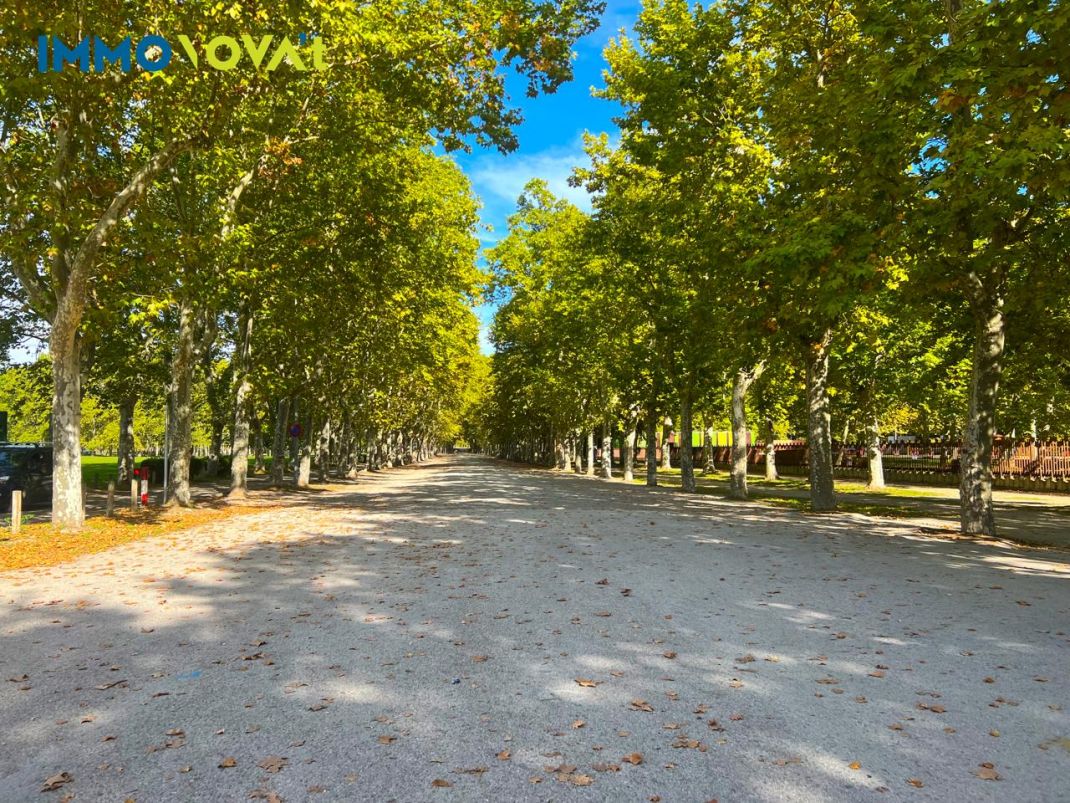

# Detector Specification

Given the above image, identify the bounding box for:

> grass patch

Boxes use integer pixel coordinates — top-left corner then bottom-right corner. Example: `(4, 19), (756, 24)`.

(0, 503), (259, 572)
(81, 455), (117, 488)
(631, 470), (925, 518)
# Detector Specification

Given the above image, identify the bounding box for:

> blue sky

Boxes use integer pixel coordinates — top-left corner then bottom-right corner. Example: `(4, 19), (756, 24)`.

(454, 0), (641, 353)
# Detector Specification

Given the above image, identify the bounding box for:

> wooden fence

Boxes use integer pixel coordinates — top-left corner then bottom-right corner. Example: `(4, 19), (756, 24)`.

(632, 439), (1070, 481)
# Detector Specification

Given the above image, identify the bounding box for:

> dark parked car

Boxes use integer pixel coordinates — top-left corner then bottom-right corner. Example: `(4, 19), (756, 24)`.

(0, 445), (52, 514)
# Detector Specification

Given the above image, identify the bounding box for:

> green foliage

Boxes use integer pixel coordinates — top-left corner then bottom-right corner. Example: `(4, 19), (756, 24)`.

(479, 0), (1070, 478)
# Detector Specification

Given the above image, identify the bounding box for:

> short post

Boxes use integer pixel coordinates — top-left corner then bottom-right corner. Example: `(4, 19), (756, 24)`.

(10, 490), (22, 535)
(130, 478), (138, 510)
(106, 481), (115, 517)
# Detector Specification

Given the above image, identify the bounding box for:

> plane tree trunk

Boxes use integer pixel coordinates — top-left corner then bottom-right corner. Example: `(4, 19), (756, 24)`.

(959, 288), (1004, 535)
(729, 362), (764, 500)
(807, 332), (836, 512)
(117, 396), (136, 487)
(679, 391), (695, 493)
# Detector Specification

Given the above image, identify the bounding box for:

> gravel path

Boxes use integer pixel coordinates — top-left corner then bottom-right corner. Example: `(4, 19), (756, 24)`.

(1, 455), (1068, 802)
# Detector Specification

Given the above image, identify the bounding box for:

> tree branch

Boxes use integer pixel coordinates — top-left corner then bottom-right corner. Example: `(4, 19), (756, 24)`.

(55, 137), (195, 333)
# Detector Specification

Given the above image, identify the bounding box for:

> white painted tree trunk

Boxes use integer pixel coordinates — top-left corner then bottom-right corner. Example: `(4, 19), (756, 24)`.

(586, 431), (595, 476)
(601, 422), (613, 479)
(806, 333), (836, 511)
(959, 292), (1004, 535)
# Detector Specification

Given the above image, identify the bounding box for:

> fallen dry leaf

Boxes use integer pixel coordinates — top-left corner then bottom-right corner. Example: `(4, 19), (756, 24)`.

(575, 678), (601, 688)
(974, 763), (1001, 781)
(622, 752), (643, 765)
(257, 756), (288, 774)
(219, 757), (237, 768)
(41, 773), (72, 792)
(555, 772), (593, 786)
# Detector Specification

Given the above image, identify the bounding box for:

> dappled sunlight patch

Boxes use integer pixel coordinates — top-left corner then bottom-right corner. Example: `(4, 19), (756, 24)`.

(979, 554), (1070, 576)
(764, 740), (891, 792)
(316, 678), (392, 706)
(572, 654), (631, 672)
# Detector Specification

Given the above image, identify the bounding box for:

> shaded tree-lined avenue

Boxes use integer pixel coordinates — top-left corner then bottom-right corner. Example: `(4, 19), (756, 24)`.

(2, 456), (1067, 801)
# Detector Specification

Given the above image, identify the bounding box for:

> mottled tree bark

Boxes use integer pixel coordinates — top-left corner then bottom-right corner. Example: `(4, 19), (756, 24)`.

(51, 329), (83, 528)
(679, 393), (695, 493)
(866, 417), (885, 489)
(366, 429), (380, 471)
(37, 137), (192, 529)
(253, 428), (265, 474)
(601, 421), (613, 479)
(959, 290), (1004, 535)
(762, 416), (778, 481)
(645, 405), (659, 487)
(167, 301), (196, 507)
(228, 309), (254, 498)
(661, 420), (673, 470)
(117, 396), (136, 486)
(622, 422), (637, 482)
(317, 419), (331, 483)
(586, 431), (595, 477)
(806, 332), (837, 512)
(271, 398), (290, 487)
(729, 362), (764, 500)
(296, 416), (312, 488)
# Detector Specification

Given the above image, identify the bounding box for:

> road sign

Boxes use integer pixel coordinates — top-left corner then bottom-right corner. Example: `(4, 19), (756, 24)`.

(288, 422), (303, 439)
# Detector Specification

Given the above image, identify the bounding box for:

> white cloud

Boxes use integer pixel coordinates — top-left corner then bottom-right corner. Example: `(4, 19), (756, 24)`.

(468, 144), (593, 212)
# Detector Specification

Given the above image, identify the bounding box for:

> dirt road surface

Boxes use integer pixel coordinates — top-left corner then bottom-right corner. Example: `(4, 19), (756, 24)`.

(2, 456), (1067, 801)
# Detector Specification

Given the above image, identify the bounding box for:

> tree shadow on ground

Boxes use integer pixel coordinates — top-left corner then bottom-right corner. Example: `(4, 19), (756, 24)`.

(1, 456), (1067, 802)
